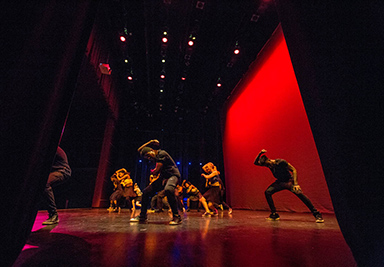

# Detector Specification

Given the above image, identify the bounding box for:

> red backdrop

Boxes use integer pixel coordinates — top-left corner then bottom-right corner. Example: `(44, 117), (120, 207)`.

(223, 25), (333, 213)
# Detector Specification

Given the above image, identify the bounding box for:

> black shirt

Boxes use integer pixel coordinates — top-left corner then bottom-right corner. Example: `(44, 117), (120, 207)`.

(51, 147), (71, 177)
(268, 159), (292, 182)
(155, 149), (180, 179)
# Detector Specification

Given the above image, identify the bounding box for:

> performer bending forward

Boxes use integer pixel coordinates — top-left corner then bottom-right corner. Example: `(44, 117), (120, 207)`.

(254, 149), (324, 223)
(201, 162), (221, 215)
(131, 139), (182, 225)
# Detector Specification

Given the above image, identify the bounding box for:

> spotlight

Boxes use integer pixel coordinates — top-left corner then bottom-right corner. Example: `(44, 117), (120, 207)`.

(120, 35), (126, 42)
(234, 48), (240, 54)
(196, 1), (205, 9)
(251, 14), (260, 22)
(160, 74), (165, 79)
(127, 75), (133, 81)
(162, 37), (168, 43)
(217, 77), (222, 87)
(181, 77), (186, 81)
(162, 59), (166, 63)
(188, 40), (194, 46)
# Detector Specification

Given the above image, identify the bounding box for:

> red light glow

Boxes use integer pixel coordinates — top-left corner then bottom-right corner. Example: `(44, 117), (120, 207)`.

(162, 37), (168, 43)
(127, 76), (133, 80)
(222, 25), (333, 213)
(234, 49), (240, 54)
(160, 74), (165, 79)
(120, 36), (126, 42)
(188, 40), (194, 46)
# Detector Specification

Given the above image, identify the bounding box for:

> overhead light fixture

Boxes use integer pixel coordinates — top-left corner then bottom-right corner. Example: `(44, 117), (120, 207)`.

(234, 41), (240, 54)
(250, 14), (260, 22)
(196, 1), (205, 9)
(217, 77), (222, 87)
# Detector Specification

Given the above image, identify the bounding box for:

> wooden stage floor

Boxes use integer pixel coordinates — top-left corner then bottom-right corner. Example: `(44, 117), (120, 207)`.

(13, 209), (356, 267)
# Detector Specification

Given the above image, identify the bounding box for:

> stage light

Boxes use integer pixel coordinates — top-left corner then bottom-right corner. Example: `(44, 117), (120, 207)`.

(188, 40), (194, 46)
(120, 36), (126, 42)
(181, 77), (186, 81)
(251, 14), (260, 22)
(162, 59), (166, 63)
(162, 37), (168, 43)
(160, 89), (164, 93)
(127, 75), (133, 81)
(234, 41), (240, 54)
(124, 59), (129, 63)
(196, 1), (205, 9)
(160, 74), (165, 79)
(217, 77), (222, 87)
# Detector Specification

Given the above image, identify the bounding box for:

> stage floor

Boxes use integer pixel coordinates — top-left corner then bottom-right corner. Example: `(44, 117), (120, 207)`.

(13, 209), (356, 267)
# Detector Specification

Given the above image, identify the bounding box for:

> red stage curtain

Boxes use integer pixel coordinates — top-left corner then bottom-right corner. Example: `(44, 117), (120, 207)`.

(223, 25), (333, 213)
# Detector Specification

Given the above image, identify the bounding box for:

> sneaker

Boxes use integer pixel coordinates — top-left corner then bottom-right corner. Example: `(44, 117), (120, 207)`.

(314, 212), (324, 223)
(169, 216), (182, 225)
(266, 212), (280, 221)
(42, 214), (59, 225)
(202, 211), (213, 216)
(130, 216), (147, 223)
(228, 208), (233, 214)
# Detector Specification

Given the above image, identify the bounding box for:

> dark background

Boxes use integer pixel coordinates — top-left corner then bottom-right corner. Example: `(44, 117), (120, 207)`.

(1, 1), (384, 266)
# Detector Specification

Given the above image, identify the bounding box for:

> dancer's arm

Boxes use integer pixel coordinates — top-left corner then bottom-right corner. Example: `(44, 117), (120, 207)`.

(254, 149), (267, 165)
(137, 139), (159, 153)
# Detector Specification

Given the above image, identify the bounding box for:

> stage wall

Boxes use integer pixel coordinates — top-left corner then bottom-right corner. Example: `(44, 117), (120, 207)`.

(223, 25), (333, 213)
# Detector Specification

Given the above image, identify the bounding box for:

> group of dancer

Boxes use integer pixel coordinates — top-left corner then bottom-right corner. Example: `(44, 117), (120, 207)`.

(128, 139), (232, 225)
(42, 140), (324, 225)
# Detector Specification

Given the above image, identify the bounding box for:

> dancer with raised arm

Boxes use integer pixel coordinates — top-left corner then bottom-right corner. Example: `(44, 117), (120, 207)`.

(131, 139), (182, 225)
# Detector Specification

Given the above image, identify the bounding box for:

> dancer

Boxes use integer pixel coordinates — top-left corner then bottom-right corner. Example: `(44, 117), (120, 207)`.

(175, 185), (185, 212)
(133, 183), (142, 207)
(182, 180), (213, 216)
(108, 169), (137, 217)
(217, 177), (232, 214)
(107, 172), (124, 212)
(254, 149), (324, 223)
(131, 139), (182, 225)
(42, 146), (71, 225)
(201, 162), (221, 215)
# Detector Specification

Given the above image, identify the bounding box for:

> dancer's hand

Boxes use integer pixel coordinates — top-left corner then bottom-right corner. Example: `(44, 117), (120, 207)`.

(292, 185), (302, 194)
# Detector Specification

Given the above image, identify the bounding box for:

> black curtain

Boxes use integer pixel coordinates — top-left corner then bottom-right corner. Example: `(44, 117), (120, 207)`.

(0, 2), (98, 266)
(275, 1), (384, 266)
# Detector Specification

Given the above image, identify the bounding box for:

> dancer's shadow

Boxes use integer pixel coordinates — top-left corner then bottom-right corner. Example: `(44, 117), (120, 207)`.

(13, 225), (92, 267)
